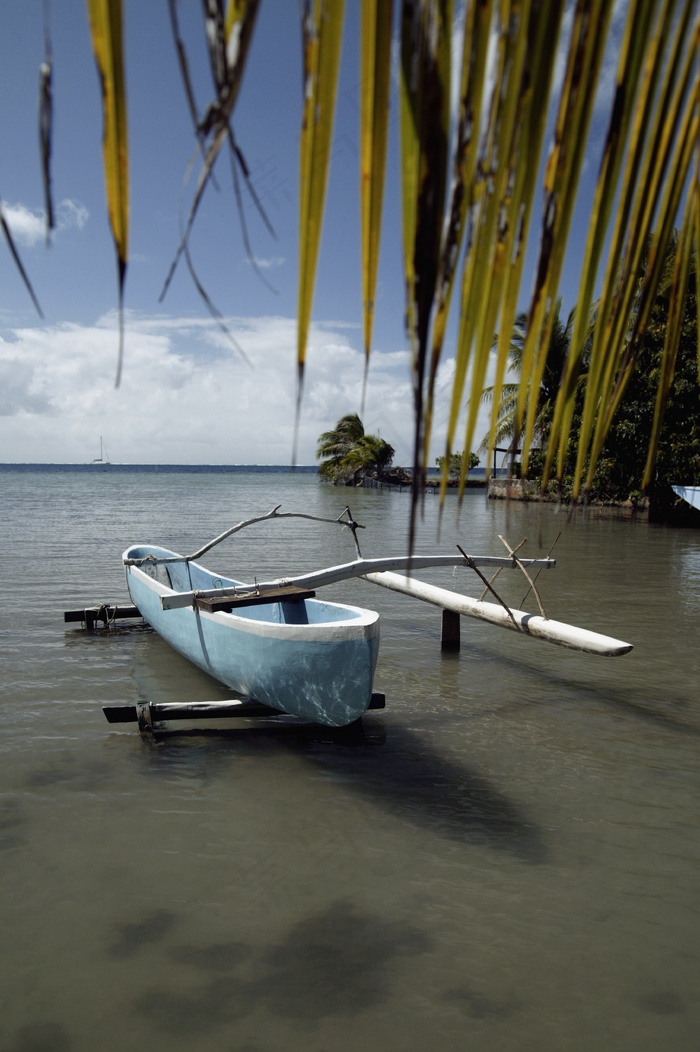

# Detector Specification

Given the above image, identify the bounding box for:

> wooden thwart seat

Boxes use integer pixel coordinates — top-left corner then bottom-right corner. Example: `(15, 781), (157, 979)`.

(195, 585), (316, 613)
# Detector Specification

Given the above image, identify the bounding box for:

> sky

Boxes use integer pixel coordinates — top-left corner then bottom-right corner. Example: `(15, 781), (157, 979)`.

(0, 1), (627, 466)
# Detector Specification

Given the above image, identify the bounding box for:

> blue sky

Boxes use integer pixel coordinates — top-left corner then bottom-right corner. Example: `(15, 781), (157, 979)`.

(0, 1), (625, 465)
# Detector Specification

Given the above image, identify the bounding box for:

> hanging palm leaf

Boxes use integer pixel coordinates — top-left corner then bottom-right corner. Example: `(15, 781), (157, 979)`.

(0, 200), (43, 317)
(561, 0), (699, 496)
(161, 0), (262, 307)
(39, 7), (54, 242)
(297, 0), (346, 389)
(7, 0), (696, 507)
(399, 0), (452, 487)
(86, 0), (129, 384)
(360, 0), (393, 388)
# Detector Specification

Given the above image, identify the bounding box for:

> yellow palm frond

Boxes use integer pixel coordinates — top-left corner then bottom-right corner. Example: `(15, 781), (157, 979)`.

(360, 1), (392, 371)
(297, 0), (346, 388)
(22, 0), (697, 500)
(86, 0), (129, 383)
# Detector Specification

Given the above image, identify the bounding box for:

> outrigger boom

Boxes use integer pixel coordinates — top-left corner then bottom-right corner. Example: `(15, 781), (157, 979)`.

(157, 553), (556, 611)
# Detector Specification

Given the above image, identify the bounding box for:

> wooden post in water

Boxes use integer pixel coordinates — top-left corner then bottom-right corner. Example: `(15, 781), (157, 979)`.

(441, 609), (460, 651)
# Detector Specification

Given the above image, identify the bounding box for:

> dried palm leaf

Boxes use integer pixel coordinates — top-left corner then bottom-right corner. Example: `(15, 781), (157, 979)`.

(161, 0), (261, 302)
(0, 200), (43, 317)
(39, 4), (54, 242)
(399, 0), (452, 494)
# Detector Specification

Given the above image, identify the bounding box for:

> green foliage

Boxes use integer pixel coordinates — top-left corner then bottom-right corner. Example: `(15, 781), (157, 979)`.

(480, 301), (579, 453)
(317, 414), (394, 485)
(591, 276), (700, 509)
(526, 240), (698, 508)
(435, 451), (479, 479)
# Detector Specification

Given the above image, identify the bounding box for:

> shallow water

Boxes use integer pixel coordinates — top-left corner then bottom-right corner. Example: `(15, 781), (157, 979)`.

(0, 469), (698, 1051)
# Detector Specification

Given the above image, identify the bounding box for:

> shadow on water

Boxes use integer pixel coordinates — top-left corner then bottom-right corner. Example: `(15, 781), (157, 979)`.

(120, 899), (433, 1034)
(10, 898), (432, 1043)
(5, 1022), (73, 1052)
(93, 897), (527, 1039)
(131, 717), (546, 864)
(462, 638), (700, 738)
(74, 627), (547, 862)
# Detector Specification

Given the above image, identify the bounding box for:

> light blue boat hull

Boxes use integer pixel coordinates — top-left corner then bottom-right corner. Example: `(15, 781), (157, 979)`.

(123, 545), (380, 727)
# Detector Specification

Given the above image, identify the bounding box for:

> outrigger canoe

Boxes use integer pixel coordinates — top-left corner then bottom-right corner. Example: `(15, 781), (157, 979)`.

(123, 543), (382, 728)
(122, 507), (632, 728)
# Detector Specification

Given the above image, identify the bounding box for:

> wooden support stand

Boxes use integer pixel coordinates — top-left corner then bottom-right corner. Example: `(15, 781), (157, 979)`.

(64, 604), (142, 630)
(441, 609), (460, 651)
(104, 692), (386, 735)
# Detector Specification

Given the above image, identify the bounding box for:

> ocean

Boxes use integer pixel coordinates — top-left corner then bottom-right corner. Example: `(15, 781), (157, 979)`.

(0, 466), (698, 1051)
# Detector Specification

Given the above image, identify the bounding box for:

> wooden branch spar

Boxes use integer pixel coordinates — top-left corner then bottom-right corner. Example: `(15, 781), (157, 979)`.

(124, 506), (366, 566)
(362, 572), (633, 657)
(497, 534), (547, 619)
(158, 553), (557, 611)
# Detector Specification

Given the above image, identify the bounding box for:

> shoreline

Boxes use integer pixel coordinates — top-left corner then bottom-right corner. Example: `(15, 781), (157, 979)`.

(486, 477), (651, 521)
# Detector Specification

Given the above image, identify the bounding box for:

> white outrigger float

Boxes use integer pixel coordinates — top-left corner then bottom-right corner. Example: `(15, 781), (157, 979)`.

(110, 506), (633, 731)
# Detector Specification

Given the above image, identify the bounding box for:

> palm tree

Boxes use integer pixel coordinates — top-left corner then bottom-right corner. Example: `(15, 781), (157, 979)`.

(12, 1), (698, 507)
(316, 413), (365, 460)
(345, 433), (395, 477)
(316, 413), (366, 482)
(317, 415), (394, 484)
(481, 302), (579, 459)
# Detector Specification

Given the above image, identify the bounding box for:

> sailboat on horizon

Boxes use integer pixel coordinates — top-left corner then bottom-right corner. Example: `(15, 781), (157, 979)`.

(93, 437), (111, 467)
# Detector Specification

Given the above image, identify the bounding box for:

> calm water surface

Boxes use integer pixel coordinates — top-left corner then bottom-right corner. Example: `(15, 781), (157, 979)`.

(0, 470), (698, 1052)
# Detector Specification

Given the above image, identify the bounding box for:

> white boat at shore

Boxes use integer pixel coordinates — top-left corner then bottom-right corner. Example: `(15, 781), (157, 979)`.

(673, 485), (700, 512)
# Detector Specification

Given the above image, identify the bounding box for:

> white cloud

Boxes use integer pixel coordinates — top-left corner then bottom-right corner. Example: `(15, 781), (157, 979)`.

(0, 312), (428, 466)
(56, 198), (89, 233)
(249, 255), (285, 270)
(2, 198), (89, 247)
(0, 308), (502, 467)
(2, 203), (45, 246)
